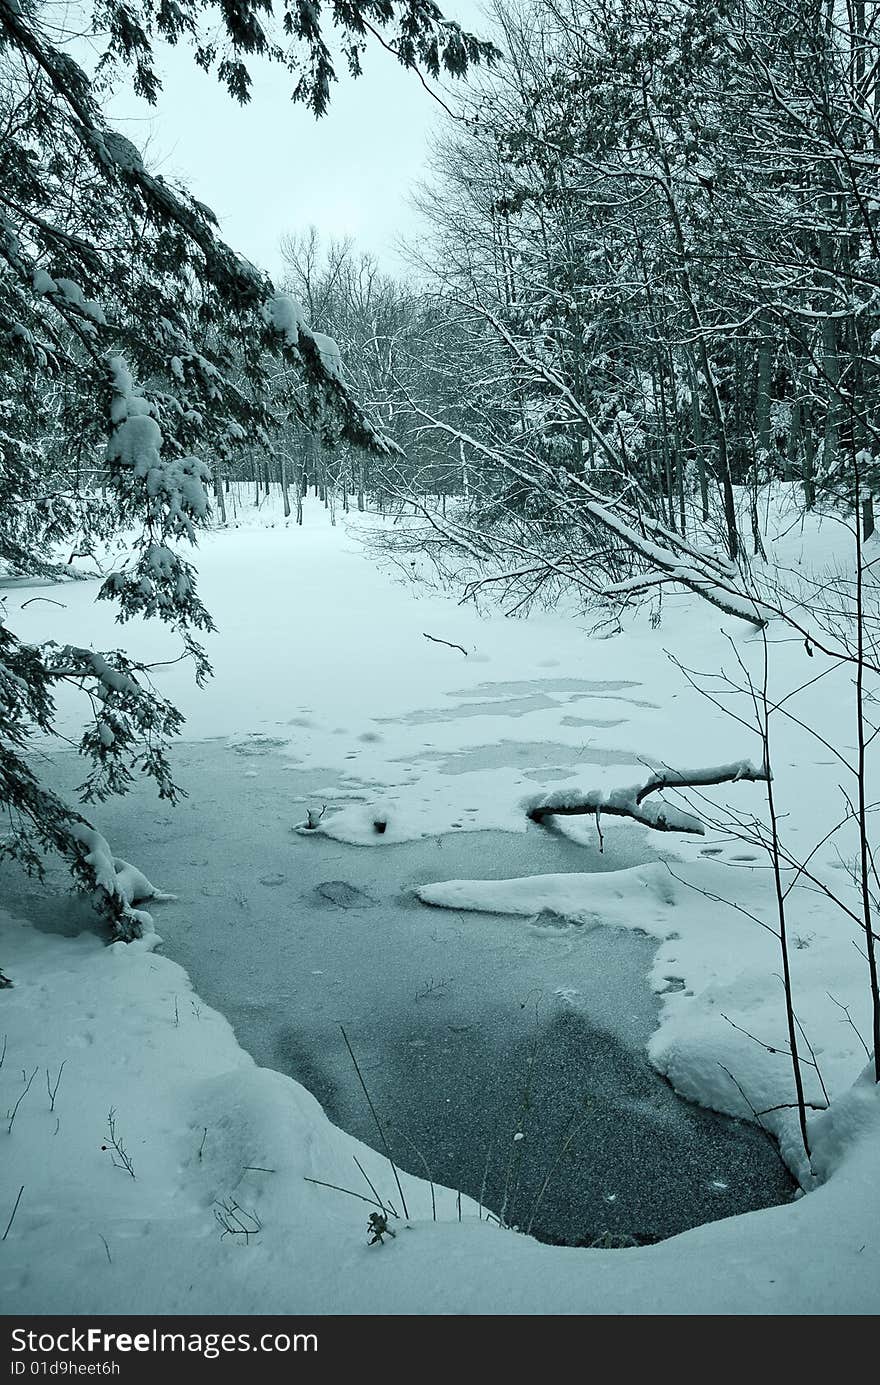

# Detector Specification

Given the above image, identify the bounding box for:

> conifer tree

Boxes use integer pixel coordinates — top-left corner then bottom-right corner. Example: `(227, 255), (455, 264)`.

(0, 0), (497, 940)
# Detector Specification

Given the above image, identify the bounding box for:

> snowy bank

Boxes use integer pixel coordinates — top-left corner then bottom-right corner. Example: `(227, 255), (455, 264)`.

(2, 507), (878, 1313)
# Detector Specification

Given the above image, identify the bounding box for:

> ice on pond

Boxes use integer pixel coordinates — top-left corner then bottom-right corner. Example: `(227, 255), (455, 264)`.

(6, 743), (794, 1246)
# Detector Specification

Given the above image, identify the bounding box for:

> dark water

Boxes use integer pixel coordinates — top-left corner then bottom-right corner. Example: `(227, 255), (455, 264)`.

(3, 743), (795, 1244)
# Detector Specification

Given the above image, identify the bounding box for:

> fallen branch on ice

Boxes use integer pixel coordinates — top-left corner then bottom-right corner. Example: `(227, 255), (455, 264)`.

(526, 759), (770, 836)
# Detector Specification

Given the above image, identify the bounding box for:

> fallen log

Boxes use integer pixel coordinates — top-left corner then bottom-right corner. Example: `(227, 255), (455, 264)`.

(526, 759), (770, 836)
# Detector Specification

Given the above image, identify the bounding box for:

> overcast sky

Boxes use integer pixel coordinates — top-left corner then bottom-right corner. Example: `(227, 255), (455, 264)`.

(103, 3), (491, 284)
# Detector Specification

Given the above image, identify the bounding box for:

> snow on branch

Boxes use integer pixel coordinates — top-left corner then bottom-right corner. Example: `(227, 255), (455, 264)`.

(68, 823), (172, 940)
(394, 380), (773, 628)
(0, 0), (396, 458)
(106, 354), (211, 544)
(599, 570), (674, 596)
(526, 759), (770, 836)
(633, 761), (770, 804)
(266, 293), (394, 451)
(526, 785), (705, 834)
(582, 499), (775, 627)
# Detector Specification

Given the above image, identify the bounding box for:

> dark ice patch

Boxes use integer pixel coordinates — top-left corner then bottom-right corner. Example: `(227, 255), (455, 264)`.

(314, 880), (374, 909)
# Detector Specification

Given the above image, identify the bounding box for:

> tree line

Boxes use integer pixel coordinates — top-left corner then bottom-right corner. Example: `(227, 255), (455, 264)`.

(292, 0), (880, 615)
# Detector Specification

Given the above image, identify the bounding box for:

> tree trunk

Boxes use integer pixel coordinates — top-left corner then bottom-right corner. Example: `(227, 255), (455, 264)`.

(803, 415), (817, 510)
(756, 319), (773, 465)
(786, 399), (801, 483)
(280, 453), (291, 519)
(688, 357), (709, 522)
(213, 476), (227, 525)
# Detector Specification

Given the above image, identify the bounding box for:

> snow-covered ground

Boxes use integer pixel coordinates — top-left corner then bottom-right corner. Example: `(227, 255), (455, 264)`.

(1, 495), (878, 1313)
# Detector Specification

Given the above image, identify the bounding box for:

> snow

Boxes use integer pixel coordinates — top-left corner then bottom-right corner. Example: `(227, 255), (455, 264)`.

(417, 862), (676, 931)
(111, 858), (176, 907)
(106, 412), (164, 474)
(265, 296), (343, 380)
(80, 650), (139, 698)
(53, 277), (106, 326)
(99, 130), (146, 174)
(32, 268), (57, 296)
(106, 359), (164, 478)
(108, 355), (135, 421)
(67, 823), (156, 933)
(310, 330), (343, 380)
(522, 762), (770, 834)
(105, 357), (210, 535)
(31, 270), (105, 326)
(525, 782), (706, 833)
(265, 292), (307, 345)
(1, 496), (878, 1313)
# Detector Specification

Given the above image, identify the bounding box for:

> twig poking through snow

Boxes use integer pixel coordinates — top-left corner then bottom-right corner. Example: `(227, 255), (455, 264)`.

(303, 1176), (389, 1211)
(104, 1108), (135, 1178)
(7, 1066), (38, 1133)
(827, 992), (872, 1060)
(353, 1156), (392, 1218)
(213, 1199), (261, 1243)
(339, 1026), (410, 1221)
(717, 1064), (807, 1189)
(2, 1186), (24, 1241)
(46, 1061), (66, 1112)
(423, 632), (469, 656)
(298, 805), (326, 832)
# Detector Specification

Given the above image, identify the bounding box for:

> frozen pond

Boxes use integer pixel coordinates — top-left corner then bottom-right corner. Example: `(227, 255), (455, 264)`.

(6, 742), (795, 1245)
